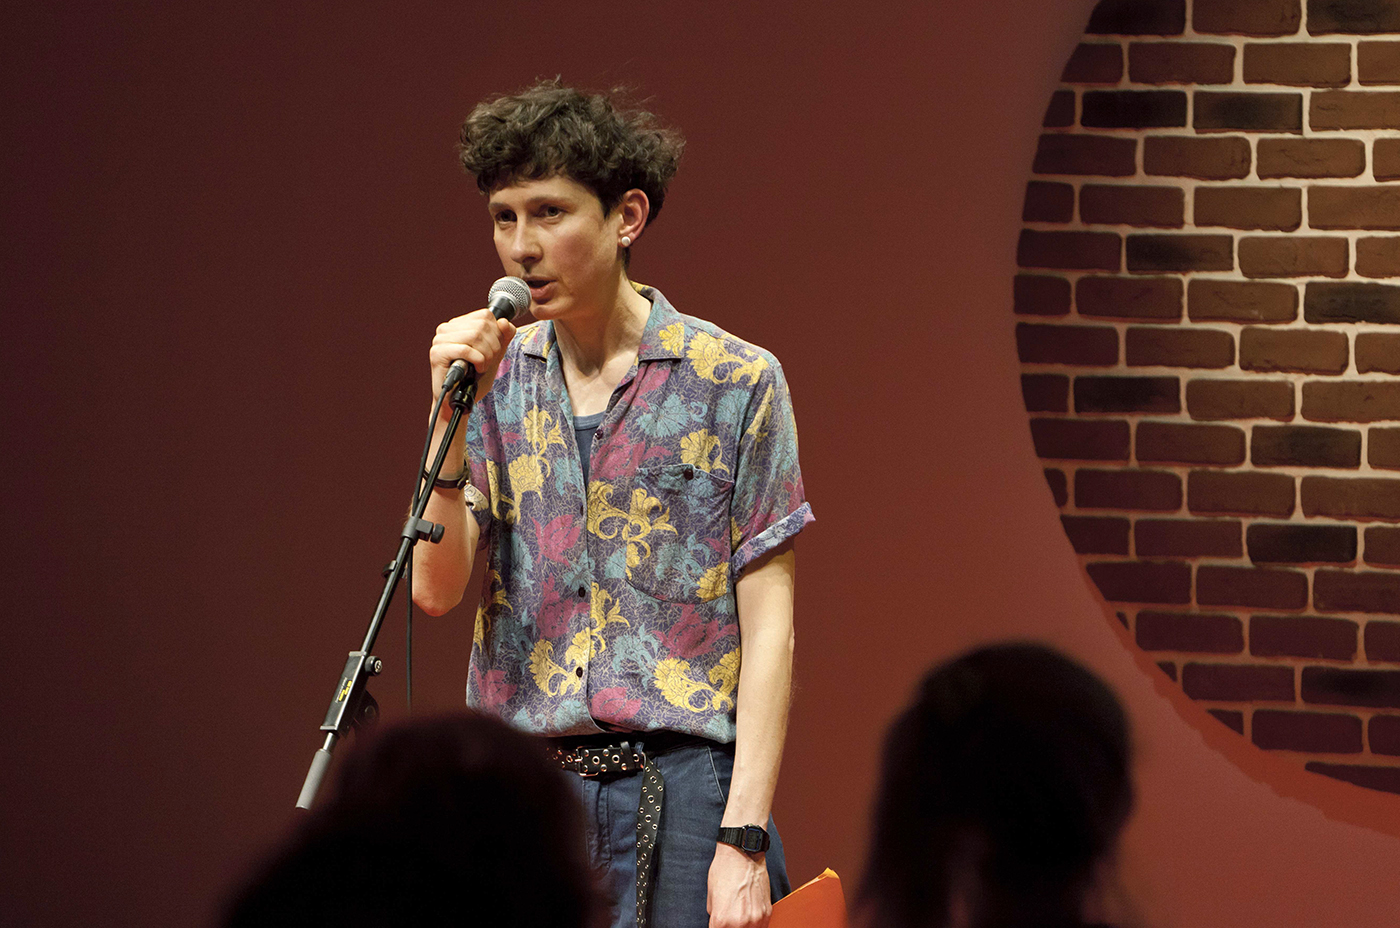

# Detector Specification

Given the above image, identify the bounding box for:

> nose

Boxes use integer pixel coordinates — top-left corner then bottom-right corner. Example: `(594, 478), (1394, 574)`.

(505, 221), (540, 266)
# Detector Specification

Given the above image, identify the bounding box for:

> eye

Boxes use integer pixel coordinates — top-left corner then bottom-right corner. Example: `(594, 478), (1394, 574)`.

(493, 209), (515, 225)
(540, 204), (564, 218)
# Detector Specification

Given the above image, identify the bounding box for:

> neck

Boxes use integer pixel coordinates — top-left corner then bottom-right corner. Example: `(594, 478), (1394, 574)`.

(554, 274), (652, 374)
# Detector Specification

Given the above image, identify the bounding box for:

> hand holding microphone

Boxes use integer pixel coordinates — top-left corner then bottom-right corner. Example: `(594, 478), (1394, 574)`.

(431, 276), (531, 400)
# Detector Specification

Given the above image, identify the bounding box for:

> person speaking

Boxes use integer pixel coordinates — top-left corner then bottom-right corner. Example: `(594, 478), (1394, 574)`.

(412, 80), (814, 928)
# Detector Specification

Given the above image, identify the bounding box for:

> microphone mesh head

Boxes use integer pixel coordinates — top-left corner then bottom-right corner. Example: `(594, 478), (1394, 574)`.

(488, 276), (532, 320)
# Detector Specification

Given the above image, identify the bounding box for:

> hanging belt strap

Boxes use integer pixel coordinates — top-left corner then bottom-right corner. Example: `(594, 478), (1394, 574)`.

(547, 739), (665, 928)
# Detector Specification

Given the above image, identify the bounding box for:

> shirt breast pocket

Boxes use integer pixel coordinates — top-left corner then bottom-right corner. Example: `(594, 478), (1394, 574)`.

(622, 463), (734, 604)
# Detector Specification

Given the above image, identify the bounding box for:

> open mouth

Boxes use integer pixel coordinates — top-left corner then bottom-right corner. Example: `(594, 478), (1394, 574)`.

(523, 277), (553, 298)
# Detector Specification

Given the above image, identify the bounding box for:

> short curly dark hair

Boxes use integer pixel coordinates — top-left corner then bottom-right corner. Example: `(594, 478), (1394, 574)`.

(458, 79), (684, 223)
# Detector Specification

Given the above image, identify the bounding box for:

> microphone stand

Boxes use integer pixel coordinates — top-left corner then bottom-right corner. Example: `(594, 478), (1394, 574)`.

(294, 370), (480, 810)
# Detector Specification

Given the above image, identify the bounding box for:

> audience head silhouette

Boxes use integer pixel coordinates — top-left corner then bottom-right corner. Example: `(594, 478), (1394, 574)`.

(223, 711), (598, 928)
(860, 642), (1134, 928)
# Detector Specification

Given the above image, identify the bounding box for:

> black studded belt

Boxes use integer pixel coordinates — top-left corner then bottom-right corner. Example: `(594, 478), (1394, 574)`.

(548, 732), (703, 928)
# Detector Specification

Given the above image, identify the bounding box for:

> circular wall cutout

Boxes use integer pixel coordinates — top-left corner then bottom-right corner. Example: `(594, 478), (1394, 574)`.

(1017, 0), (1400, 796)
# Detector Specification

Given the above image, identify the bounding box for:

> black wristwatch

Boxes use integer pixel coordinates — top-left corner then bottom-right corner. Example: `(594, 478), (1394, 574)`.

(717, 824), (770, 854)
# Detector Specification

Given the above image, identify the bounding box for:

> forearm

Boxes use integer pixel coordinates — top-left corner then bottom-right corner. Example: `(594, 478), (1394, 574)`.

(411, 405), (480, 615)
(723, 546), (796, 828)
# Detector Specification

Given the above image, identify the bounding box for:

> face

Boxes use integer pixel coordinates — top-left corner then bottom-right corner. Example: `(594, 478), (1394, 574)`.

(488, 175), (623, 321)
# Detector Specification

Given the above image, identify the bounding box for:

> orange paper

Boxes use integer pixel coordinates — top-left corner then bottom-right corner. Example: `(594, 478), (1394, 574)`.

(770, 868), (846, 928)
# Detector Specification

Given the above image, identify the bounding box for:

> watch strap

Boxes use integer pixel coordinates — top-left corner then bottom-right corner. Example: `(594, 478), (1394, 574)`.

(717, 824), (770, 854)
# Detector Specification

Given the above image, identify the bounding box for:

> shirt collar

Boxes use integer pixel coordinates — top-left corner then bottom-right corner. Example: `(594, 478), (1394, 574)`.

(519, 285), (685, 362)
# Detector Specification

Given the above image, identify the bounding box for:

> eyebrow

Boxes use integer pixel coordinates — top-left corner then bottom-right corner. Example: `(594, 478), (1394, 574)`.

(488, 193), (574, 213)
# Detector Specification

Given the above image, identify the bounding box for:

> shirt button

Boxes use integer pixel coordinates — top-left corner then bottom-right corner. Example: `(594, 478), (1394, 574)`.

(683, 465), (695, 480)
(575, 666), (584, 678)
(578, 586), (587, 599)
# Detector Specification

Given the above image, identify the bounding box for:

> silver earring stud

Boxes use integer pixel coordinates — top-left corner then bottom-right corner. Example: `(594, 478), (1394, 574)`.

(621, 235), (632, 247)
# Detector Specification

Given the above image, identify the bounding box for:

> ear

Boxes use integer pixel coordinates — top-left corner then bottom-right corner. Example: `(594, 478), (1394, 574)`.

(616, 188), (650, 245)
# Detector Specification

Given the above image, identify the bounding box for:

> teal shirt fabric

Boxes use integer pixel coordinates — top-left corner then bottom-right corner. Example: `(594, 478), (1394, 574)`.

(461, 286), (813, 741)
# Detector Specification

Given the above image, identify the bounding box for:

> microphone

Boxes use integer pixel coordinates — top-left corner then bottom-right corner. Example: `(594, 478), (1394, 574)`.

(442, 276), (531, 392)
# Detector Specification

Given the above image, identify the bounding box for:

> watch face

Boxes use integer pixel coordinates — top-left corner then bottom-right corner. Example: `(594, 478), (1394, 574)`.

(740, 825), (767, 853)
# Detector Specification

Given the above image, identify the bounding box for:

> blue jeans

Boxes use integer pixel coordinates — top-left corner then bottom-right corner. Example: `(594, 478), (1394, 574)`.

(565, 738), (791, 928)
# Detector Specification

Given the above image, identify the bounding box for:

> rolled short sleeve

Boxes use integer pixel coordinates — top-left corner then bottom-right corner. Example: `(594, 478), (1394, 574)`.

(728, 359), (814, 578)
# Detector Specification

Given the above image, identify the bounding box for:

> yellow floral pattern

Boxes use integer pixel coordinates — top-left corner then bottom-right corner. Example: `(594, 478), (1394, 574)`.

(687, 332), (769, 385)
(654, 648), (740, 712)
(679, 429), (728, 474)
(588, 482), (679, 572)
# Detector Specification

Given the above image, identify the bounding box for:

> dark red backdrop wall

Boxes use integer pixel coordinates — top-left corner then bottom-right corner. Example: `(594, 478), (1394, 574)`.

(4, 2), (1397, 926)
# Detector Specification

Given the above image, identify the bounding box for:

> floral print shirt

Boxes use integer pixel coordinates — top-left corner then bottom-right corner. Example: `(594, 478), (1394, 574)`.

(461, 286), (813, 741)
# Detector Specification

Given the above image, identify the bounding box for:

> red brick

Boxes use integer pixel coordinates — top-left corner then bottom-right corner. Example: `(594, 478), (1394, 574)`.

(1310, 186), (1400, 231)
(1195, 0), (1302, 36)
(1044, 91), (1076, 128)
(1198, 564), (1310, 608)
(1061, 515), (1131, 554)
(1371, 428), (1400, 469)
(1087, 0), (1187, 35)
(1305, 281), (1400, 323)
(1251, 614), (1358, 660)
(1239, 236), (1348, 278)
(1311, 91), (1400, 129)
(1196, 186), (1302, 231)
(1253, 710), (1363, 752)
(1247, 522), (1357, 563)
(1195, 92), (1303, 132)
(1018, 230), (1122, 271)
(1251, 424), (1361, 468)
(1030, 418), (1130, 460)
(1209, 708), (1245, 732)
(1021, 374), (1069, 412)
(1137, 421), (1246, 465)
(1137, 610), (1244, 651)
(1135, 518), (1243, 556)
(1078, 276), (1183, 319)
(1126, 327), (1234, 367)
(1188, 470), (1296, 516)
(1314, 569), (1400, 614)
(1075, 376), (1181, 414)
(1305, 762), (1400, 794)
(1086, 560), (1192, 604)
(1244, 42), (1352, 86)
(1015, 274), (1071, 316)
(1257, 138), (1365, 178)
(1076, 468), (1184, 510)
(1062, 43), (1125, 83)
(1144, 135), (1252, 179)
(1355, 333), (1400, 373)
(1310, 2), (1400, 35)
(1360, 42), (1400, 84)
(1016, 323), (1119, 365)
(1129, 42), (1236, 83)
(1302, 665), (1400, 709)
(1239, 328), (1348, 374)
(1302, 382), (1400, 422)
(1187, 378), (1295, 420)
(1022, 181), (1074, 223)
(1356, 238), (1400, 278)
(1188, 279), (1298, 322)
(1045, 468), (1068, 506)
(1365, 525), (1400, 565)
(1182, 662), (1296, 701)
(1080, 185), (1185, 227)
(1127, 234), (1234, 272)
(1083, 91), (1188, 129)
(1034, 134), (1137, 176)
(1370, 715), (1400, 755)
(1302, 475), (1400, 519)
(1376, 138), (1400, 180)
(1368, 620), (1400, 661)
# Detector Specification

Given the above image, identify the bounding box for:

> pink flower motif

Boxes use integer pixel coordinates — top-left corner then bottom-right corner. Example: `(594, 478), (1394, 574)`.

(590, 687), (642, 722)
(471, 665), (517, 710)
(659, 606), (738, 659)
(535, 576), (573, 638)
(533, 514), (582, 562)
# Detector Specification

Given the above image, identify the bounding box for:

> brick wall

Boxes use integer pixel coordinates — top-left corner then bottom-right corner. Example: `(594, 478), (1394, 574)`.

(1019, 0), (1400, 795)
